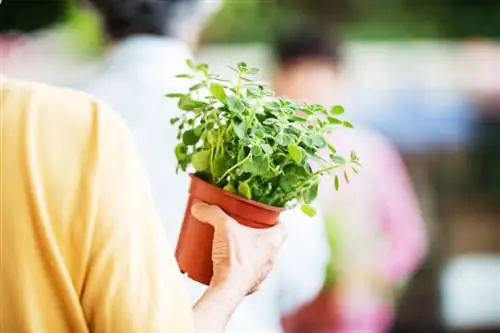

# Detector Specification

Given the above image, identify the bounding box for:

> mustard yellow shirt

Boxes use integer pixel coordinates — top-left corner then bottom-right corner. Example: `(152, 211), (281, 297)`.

(0, 78), (193, 333)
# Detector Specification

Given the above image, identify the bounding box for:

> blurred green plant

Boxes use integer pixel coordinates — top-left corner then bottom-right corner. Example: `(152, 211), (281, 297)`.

(166, 60), (360, 216)
(65, 8), (103, 55)
(201, 0), (500, 43)
(323, 216), (342, 288)
(0, 0), (71, 33)
(0, 0), (102, 55)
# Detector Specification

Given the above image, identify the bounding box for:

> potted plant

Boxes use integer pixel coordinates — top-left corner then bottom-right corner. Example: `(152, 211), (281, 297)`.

(166, 60), (360, 285)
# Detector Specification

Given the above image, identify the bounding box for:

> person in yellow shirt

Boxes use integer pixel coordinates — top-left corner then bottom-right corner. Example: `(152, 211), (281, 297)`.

(0, 77), (287, 333)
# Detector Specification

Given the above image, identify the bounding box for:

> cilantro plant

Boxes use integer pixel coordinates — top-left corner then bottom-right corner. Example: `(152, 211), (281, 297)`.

(167, 60), (360, 217)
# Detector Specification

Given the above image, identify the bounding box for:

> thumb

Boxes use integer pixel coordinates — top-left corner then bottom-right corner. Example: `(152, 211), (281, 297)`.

(191, 201), (229, 227)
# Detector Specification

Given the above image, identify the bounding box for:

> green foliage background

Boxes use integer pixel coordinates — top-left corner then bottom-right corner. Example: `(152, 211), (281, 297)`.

(201, 0), (500, 43)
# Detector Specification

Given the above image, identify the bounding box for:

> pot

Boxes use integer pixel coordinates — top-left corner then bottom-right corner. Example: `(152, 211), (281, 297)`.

(175, 174), (284, 285)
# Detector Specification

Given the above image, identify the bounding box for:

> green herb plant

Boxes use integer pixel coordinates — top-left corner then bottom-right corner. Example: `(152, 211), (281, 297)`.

(167, 60), (360, 217)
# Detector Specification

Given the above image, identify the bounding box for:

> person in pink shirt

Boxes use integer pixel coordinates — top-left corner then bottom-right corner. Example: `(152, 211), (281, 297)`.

(274, 24), (427, 333)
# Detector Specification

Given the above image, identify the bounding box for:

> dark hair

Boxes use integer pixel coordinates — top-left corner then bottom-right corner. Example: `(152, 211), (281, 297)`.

(0, 0), (70, 33)
(88, 0), (195, 39)
(274, 24), (341, 67)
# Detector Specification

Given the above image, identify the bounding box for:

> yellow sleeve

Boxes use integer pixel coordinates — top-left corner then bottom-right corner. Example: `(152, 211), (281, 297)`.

(80, 106), (193, 333)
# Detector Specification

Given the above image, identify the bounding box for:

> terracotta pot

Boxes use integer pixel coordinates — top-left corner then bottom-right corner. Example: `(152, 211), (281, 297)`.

(175, 174), (284, 285)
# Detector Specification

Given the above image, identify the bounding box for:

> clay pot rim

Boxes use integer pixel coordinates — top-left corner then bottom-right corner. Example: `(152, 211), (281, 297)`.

(189, 174), (285, 213)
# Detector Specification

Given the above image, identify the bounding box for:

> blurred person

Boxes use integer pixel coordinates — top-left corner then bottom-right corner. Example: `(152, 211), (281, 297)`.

(274, 24), (427, 333)
(78, 1), (329, 332)
(0, 75), (287, 332)
(0, 0), (99, 84)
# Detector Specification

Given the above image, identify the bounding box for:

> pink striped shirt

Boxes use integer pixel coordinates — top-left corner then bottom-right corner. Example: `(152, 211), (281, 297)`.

(320, 127), (427, 332)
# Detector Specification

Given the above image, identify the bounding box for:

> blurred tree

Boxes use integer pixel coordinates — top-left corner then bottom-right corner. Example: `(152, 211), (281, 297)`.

(0, 0), (71, 33)
(0, 0), (102, 55)
(201, 0), (500, 43)
(277, 0), (357, 29)
(403, 0), (500, 38)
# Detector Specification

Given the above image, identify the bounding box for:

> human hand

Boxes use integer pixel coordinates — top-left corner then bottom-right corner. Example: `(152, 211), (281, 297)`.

(191, 202), (287, 296)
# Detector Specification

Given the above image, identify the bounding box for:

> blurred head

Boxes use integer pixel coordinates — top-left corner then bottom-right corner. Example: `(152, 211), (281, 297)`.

(0, 0), (69, 33)
(87, 0), (222, 46)
(273, 24), (343, 104)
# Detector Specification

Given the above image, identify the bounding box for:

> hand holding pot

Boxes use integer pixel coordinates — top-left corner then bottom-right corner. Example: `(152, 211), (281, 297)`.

(191, 202), (288, 295)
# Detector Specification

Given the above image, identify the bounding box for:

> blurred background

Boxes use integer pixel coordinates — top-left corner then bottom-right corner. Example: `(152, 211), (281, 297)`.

(1, 0), (499, 332)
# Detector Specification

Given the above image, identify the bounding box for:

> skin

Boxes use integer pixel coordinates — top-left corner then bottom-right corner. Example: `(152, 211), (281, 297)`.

(190, 202), (287, 332)
(273, 59), (344, 106)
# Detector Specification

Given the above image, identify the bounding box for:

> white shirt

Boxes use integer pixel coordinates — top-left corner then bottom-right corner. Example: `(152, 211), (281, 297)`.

(78, 35), (329, 333)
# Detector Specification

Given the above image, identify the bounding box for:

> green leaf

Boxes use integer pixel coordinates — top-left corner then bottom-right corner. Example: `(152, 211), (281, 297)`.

(252, 128), (265, 139)
(263, 118), (280, 126)
(291, 116), (308, 123)
(182, 129), (200, 145)
(343, 121), (354, 128)
(186, 59), (195, 70)
(206, 130), (217, 145)
(240, 158), (256, 174)
(189, 82), (207, 91)
(301, 204), (317, 217)
(350, 150), (358, 161)
(253, 156), (270, 175)
(265, 101), (281, 111)
(288, 144), (303, 164)
(237, 148), (247, 162)
(232, 122), (246, 139)
(327, 117), (343, 125)
(178, 96), (197, 111)
(211, 155), (229, 178)
(352, 167), (359, 175)
(192, 150), (211, 172)
(327, 143), (337, 153)
(237, 62), (248, 70)
(246, 86), (261, 97)
(246, 67), (260, 74)
(175, 74), (193, 79)
(303, 183), (319, 203)
(276, 133), (292, 146)
(344, 170), (350, 184)
(311, 133), (327, 148)
(238, 181), (252, 199)
(210, 83), (227, 102)
(227, 95), (245, 113)
(223, 183), (236, 193)
(262, 144), (273, 155)
(334, 175), (340, 191)
(194, 126), (204, 137)
(279, 173), (301, 192)
(331, 105), (345, 115)
(196, 63), (209, 72)
(332, 155), (346, 164)
(251, 145), (262, 156)
(301, 107), (314, 115)
(311, 104), (326, 114)
(165, 93), (185, 98)
(170, 117), (180, 125)
(175, 143), (187, 161)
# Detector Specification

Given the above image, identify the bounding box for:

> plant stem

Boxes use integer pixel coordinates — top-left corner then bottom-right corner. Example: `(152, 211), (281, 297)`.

(216, 153), (252, 184)
(310, 163), (345, 178)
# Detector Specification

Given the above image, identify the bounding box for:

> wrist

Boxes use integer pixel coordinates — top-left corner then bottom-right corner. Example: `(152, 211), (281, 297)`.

(209, 272), (249, 298)
(193, 278), (246, 332)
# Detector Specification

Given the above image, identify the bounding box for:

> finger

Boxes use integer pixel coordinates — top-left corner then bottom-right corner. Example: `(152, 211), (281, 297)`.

(246, 285), (261, 296)
(191, 202), (229, 227)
